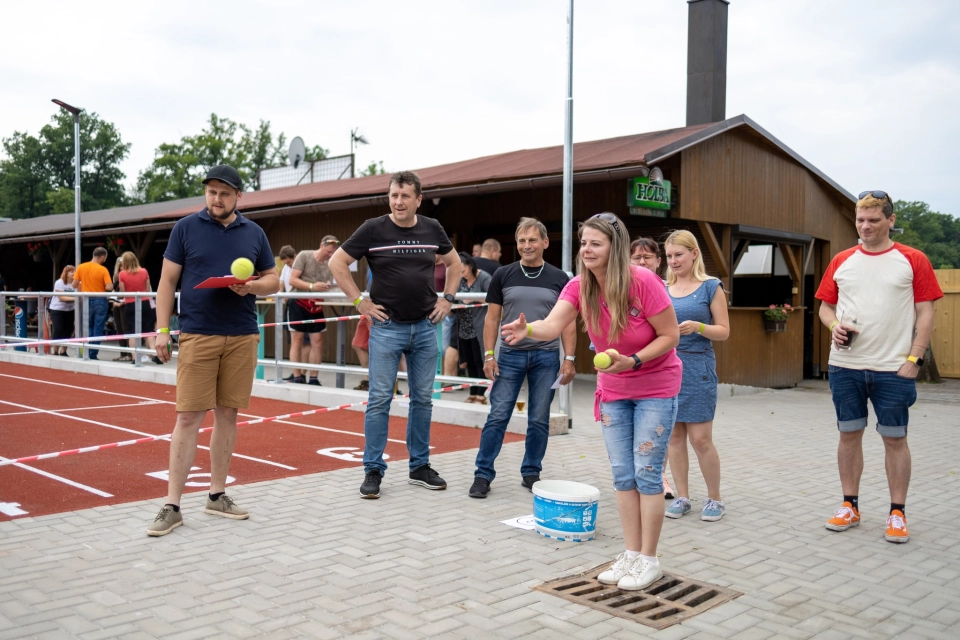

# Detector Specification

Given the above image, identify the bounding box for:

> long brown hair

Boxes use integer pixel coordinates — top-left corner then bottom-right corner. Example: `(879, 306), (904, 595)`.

(60, 265), (75, 283)
(121, 251), (140, 273)
(577, 212), (633, 343)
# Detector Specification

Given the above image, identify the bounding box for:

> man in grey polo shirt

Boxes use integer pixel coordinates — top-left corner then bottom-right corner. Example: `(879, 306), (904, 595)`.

(469, 217), (577, 498)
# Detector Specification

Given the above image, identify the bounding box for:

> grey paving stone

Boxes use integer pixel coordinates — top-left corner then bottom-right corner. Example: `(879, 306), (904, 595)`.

(0, 380), (957, 639)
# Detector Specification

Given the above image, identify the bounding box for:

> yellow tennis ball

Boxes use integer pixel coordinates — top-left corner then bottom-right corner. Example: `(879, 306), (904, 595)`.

(593, 352), (612, 369)
(231, 257), (255, 280)
(605, 349), (620, 357)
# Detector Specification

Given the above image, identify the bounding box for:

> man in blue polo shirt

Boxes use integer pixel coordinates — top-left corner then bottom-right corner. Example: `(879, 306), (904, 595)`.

(147, 165), (279, 537)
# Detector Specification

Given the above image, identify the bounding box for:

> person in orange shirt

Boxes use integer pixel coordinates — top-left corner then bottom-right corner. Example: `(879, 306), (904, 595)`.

(72, 247), (114, 360)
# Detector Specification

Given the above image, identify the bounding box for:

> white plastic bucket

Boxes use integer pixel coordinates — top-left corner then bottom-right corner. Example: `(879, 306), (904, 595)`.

(532, 480), (600, 542)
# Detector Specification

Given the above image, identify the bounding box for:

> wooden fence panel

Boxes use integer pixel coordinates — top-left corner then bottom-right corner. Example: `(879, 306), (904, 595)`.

(933, 269), (960, 378)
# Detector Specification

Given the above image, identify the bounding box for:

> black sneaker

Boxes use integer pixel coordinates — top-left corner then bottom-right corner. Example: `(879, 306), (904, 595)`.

(468, 477), (491, 498)
(408, 464), (447, 490)
(308, 378), (321, 386)
(521, 475), (541, 492)
(360, 470), (382, 499)
(354, 380), (370, 391)
(291, 375), (305, 384)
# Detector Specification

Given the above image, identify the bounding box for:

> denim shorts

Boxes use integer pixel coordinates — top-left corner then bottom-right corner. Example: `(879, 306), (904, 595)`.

(828, 366), (917, 438)
(599, 397), (678, 494)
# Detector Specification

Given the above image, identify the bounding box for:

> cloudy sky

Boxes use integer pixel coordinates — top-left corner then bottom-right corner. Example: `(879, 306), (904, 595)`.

(2, 0), (958, 214)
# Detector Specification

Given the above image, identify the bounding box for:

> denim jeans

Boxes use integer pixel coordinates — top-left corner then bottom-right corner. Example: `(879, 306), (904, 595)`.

(828, 365), (917, 438)
(86, 298), (108, 359)
(363, 318), (438, 475)
(599, 396), (678, 494)
(474, 347), (560, 481)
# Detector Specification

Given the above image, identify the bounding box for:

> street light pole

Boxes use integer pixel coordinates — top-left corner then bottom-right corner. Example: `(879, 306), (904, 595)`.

(52, 99), (82, 353)
(559, 0), (574, 428)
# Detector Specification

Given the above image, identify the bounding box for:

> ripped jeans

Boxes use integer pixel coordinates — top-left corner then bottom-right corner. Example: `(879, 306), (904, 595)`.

(600, 397), (678, 494)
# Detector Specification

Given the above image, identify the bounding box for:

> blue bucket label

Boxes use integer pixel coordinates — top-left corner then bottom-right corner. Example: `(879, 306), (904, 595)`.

(534, 495), (598, 534)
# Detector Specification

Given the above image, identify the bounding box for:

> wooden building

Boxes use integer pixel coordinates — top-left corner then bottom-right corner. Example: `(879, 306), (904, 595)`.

(0, 114), (857, 387)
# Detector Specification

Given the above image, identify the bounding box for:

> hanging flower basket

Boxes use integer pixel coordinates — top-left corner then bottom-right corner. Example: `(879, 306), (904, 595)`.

(105, 235), (126, 255)
(762, 304), (792, 333)
(27, 241), (49, 262)
(763, 320), (786, 333)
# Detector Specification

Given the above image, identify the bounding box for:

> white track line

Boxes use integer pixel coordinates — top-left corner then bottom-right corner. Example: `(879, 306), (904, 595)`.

(0, 455), (113, 497)
(0, 398), (294, 471)
(0, 371), (378, 442)
(0, 401), (162, 418)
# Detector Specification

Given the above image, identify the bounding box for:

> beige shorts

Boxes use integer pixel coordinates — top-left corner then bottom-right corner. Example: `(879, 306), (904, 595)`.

(176, 333), (259, 412)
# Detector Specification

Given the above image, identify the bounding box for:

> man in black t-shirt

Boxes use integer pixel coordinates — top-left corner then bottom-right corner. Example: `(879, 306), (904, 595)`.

(469, 218), (577, 498)
(329, 171), (461, 499)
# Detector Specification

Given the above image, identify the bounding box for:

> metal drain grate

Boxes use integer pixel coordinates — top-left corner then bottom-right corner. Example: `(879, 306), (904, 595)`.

(534, 562), (742, 630)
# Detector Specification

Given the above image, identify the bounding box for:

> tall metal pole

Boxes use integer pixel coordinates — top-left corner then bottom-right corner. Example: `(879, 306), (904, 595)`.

(53, 99), (83, 353)
(73, 114), (81, 271)
(558, 0), (574, 427)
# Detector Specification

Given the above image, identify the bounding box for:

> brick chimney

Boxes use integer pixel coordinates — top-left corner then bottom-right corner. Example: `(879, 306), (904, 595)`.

(686, 0), (729, 126)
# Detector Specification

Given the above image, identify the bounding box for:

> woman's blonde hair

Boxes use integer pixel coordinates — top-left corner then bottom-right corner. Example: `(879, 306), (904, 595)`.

(60, 265), (75, 283)
(121, 251), (140, 272)
(577, 212), (633, 343)
(664, 229), (714, 285)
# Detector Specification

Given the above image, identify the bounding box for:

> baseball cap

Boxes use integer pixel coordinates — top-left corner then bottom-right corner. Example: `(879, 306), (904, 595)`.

(202, 165), (243, 190)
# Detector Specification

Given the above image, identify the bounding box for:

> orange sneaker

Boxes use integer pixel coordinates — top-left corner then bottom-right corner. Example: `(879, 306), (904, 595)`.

(825, 502), (860, 531)
(885, 510), (909, 543)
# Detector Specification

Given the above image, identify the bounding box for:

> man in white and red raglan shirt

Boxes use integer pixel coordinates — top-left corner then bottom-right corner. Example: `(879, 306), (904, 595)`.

(815, 191), (943, 544)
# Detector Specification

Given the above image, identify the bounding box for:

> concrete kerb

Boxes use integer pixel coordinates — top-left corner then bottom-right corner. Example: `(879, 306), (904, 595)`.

(0, 350), (568, 435)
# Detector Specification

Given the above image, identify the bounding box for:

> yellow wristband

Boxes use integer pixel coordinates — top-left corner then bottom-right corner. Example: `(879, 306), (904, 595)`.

(353, 295), (363, 307)
(907, 355), (919, 364)
(484, 350), (494, 356)
(698, 323), (705, 334)
(526, 324), (533, 337)
(158, 327), (170, 334)
(829, 320), (839, 331)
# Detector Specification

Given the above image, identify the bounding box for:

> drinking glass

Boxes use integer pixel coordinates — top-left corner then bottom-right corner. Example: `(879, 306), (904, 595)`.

(837, 309), (860, 351)
(515, 389), (527, 414)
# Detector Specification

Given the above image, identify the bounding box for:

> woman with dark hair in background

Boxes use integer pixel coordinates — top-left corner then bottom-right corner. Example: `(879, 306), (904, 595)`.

(457, 252), (491, 403)
(50, 265), (76, 356)
(629, 236), (675, 501)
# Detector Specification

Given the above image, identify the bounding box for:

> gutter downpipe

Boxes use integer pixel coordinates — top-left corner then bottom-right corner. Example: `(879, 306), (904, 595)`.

(559, 0), (574, 429)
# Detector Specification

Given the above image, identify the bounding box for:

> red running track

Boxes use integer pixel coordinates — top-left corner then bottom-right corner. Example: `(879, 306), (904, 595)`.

(0, 362), (521, 520)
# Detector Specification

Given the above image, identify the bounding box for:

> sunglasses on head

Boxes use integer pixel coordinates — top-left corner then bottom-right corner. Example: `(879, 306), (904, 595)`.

(858, 190), (889, 201)
(589, 212), (622, 235)
(323, 240), (340, 245)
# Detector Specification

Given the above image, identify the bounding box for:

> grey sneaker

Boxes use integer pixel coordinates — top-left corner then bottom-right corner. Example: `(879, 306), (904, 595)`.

(146, 505), (182, 537)
(204, 495), (249, 520)
(701, 498), (725, 522)
(665, 497), (692, 519)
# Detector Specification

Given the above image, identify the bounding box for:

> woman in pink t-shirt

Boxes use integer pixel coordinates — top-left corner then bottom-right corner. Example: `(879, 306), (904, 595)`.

(502, 213), (681, 592)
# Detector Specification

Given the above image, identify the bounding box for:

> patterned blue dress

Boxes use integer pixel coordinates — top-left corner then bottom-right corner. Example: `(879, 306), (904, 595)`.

(670, 279), (722, 422)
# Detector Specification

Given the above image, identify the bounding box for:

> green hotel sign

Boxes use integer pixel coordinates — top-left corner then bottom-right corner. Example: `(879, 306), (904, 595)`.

(628, 175), (672, 212)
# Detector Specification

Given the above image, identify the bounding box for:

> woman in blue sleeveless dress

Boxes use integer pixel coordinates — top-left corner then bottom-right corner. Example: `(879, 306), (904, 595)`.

(663, 230), (730, 522)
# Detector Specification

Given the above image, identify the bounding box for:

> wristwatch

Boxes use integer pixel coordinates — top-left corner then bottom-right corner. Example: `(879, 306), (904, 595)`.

(630, 354), (643, 370)
(908, 355), (925, 367)
(443, 293), (456, 304)
(564, 355), (576, 362)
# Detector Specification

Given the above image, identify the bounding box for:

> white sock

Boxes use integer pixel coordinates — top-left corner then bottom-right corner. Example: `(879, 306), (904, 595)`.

(640, 554), (659, 565)
(625, 550), (641, 559)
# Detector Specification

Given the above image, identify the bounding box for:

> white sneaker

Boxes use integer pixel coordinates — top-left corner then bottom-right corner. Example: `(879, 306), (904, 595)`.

(597, 552), (637, 585)
(617, 558), (663, 591)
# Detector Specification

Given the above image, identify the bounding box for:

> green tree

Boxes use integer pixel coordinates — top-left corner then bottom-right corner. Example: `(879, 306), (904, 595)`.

(0, 111), (129, 218)
(895, 200), (960, 269)
(134, 114), (289, 202)
(359, 160), (386, 176)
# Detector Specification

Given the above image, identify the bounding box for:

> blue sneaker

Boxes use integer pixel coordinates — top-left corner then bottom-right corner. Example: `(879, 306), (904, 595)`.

(665, 497), (691, 519)
(701, 498), (725, 522)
